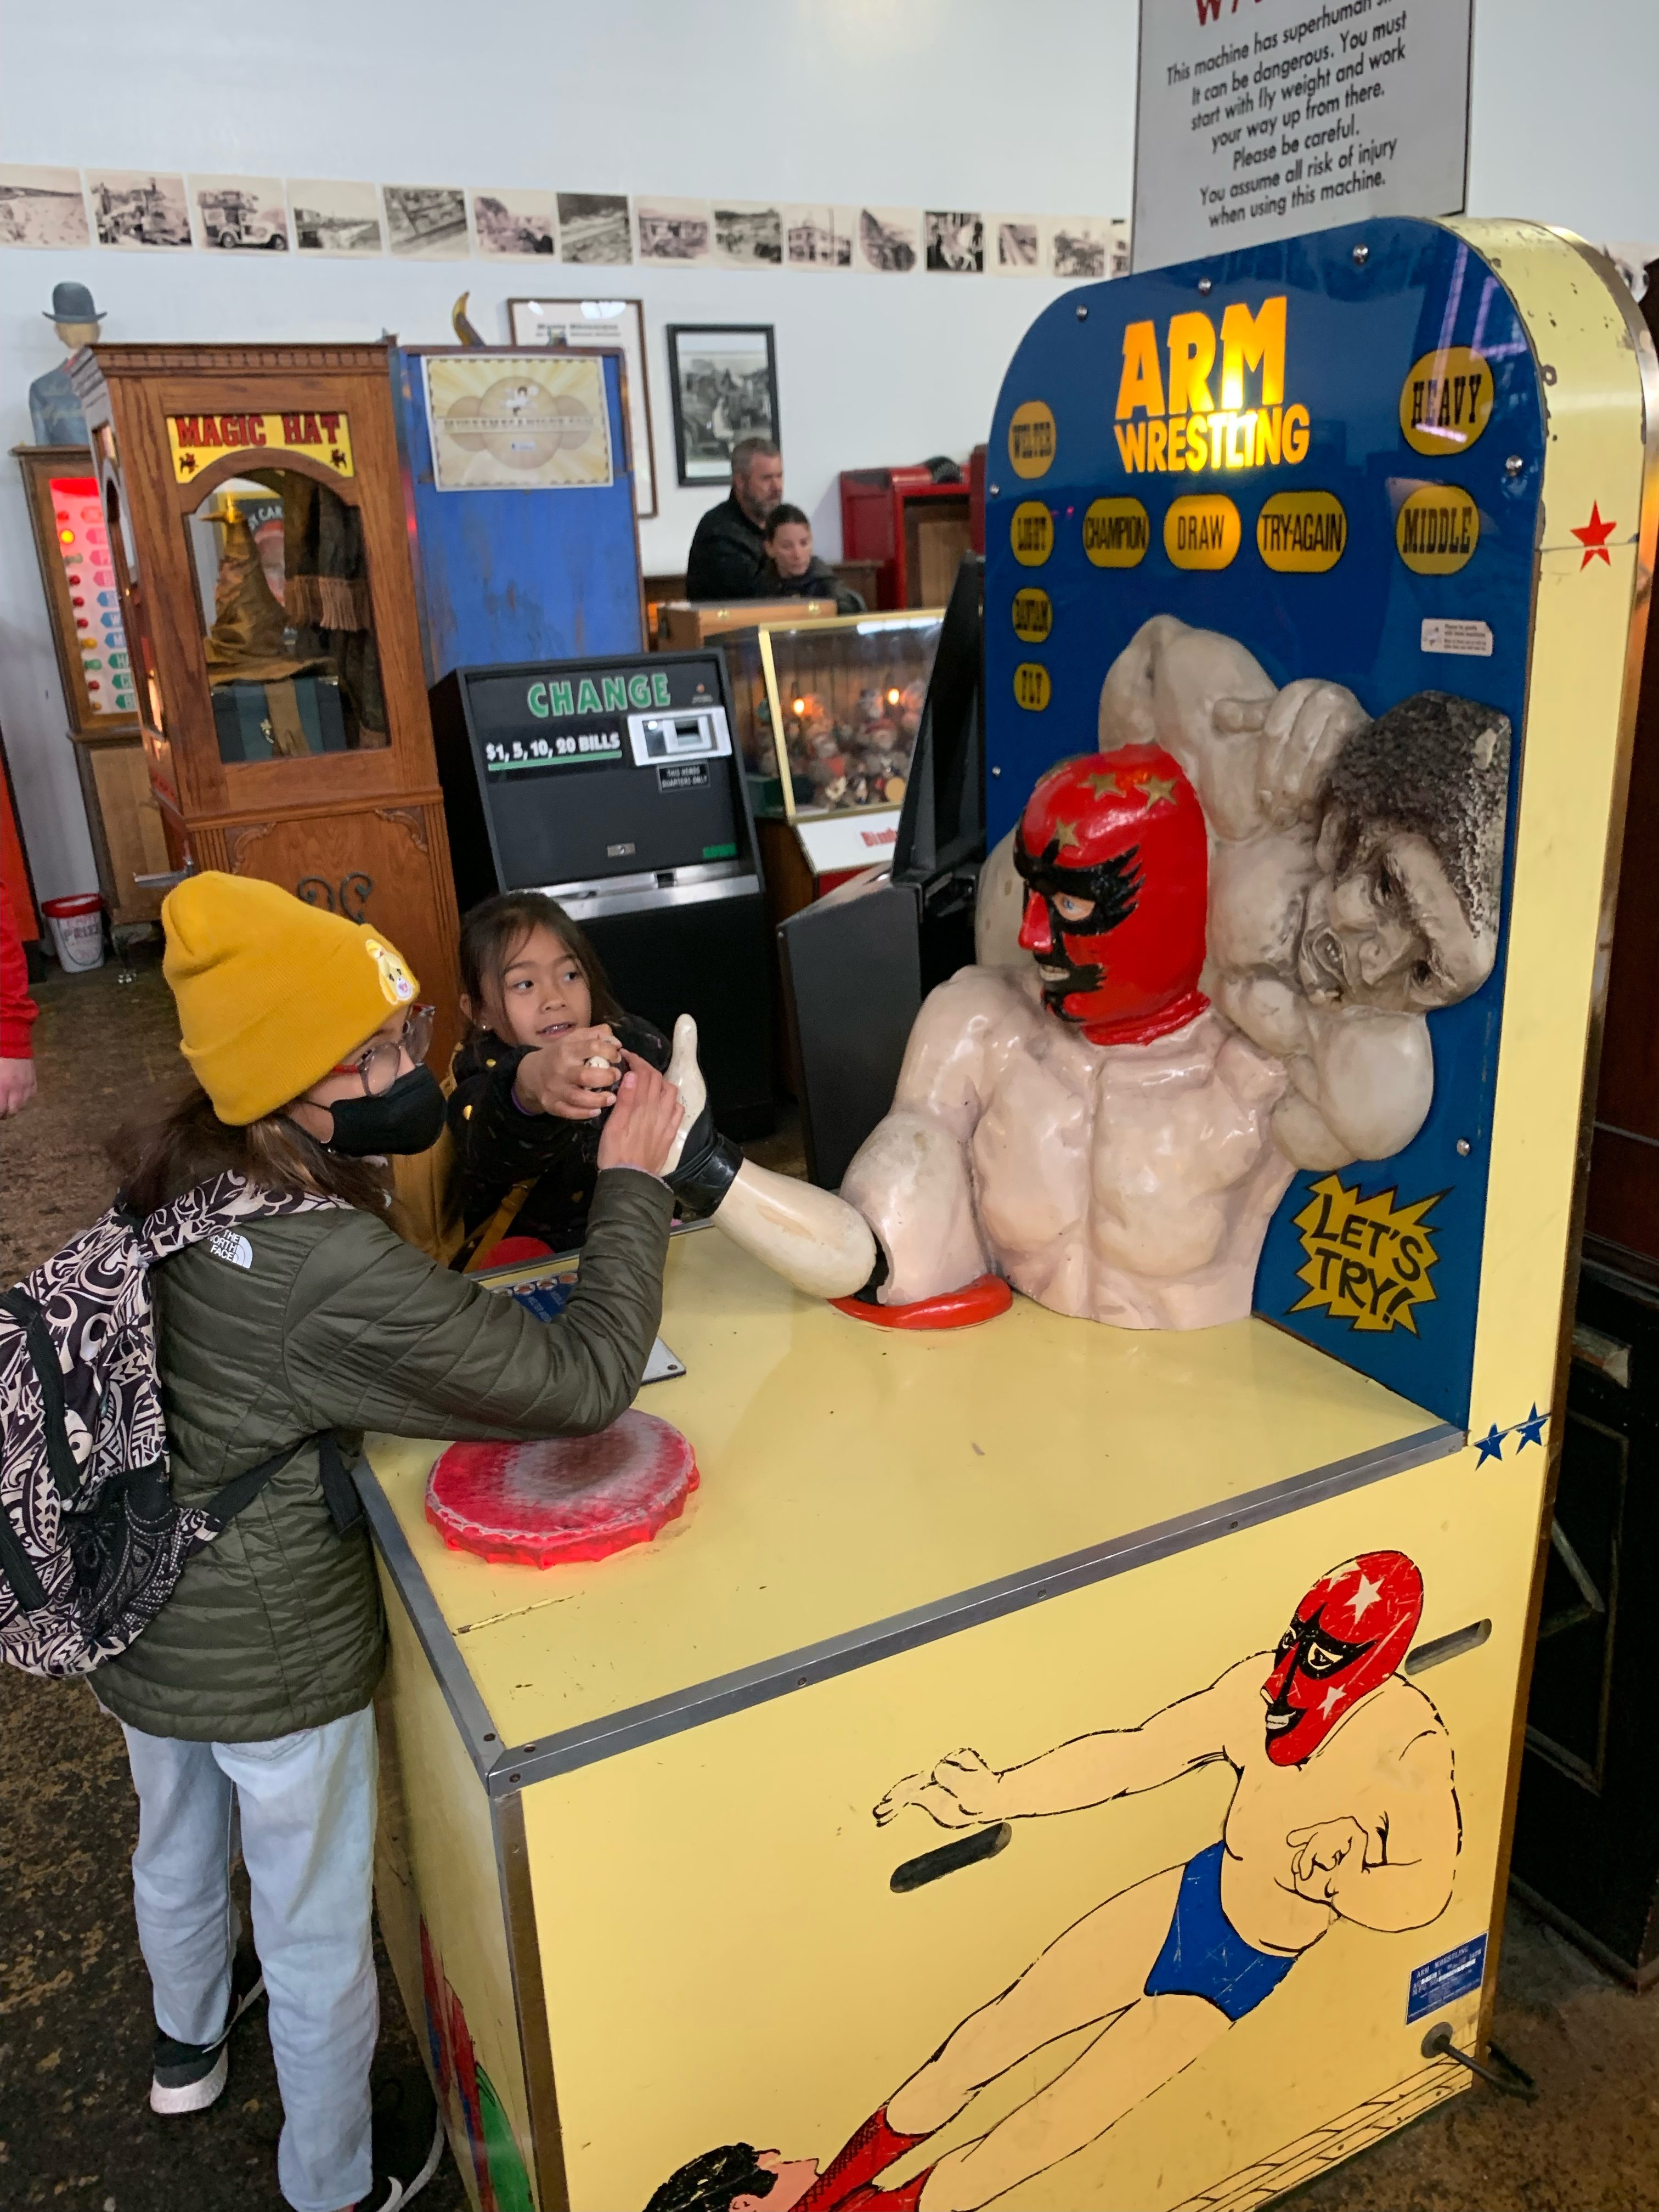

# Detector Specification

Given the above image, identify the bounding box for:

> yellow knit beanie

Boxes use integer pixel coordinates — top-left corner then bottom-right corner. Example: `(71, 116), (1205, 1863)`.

(162, 873), (420, 1125)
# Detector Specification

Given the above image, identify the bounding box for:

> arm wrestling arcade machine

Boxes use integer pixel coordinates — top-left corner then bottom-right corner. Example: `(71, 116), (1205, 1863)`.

(360, 220), (1655, 2212)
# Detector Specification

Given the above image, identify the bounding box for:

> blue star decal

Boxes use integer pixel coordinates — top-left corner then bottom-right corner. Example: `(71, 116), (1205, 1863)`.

(1513, 1404), (1548, 1450)
(1475, 1423), (1506, 1465)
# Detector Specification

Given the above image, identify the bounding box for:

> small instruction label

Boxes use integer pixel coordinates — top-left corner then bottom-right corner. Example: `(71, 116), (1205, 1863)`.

(1421, 617), (1493, 657)
(657, 761), (711, 793)
(1407, 1932), (1487, 2022)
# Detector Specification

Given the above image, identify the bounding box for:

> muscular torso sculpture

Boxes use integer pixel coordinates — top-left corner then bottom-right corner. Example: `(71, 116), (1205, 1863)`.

(845, 971), (1294, 1329)
(670, 616), (1508, 1333)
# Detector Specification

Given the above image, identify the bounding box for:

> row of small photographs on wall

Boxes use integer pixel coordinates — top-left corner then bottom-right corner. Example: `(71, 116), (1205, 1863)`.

(0, 166), (1130, 281)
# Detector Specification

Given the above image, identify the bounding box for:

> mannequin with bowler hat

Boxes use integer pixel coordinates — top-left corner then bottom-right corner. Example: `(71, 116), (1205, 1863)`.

(30, 280), (104, 445)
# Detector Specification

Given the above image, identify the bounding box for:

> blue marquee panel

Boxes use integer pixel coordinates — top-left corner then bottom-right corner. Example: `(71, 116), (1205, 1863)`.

(392, 348), (644, 685)
(984, 219), (1544, 1429)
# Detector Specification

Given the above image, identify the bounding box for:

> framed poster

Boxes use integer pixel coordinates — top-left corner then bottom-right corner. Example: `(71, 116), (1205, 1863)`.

(664, 324), (778, 488)
(509, 296), (657, 517)
(422, 354), (613, 492)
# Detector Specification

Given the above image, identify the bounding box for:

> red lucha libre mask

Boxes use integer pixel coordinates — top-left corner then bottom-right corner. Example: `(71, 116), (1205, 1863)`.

(1261, 1551), (1424, 1765)
(1014, 743), (1209, 1047)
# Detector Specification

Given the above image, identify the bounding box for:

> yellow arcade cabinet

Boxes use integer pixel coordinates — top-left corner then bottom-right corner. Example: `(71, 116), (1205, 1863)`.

(360, 219), (1656, 2212)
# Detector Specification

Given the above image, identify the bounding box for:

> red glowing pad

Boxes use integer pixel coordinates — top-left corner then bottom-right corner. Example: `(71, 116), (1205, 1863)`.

(831, 1272), (1013, 1331)
(426, 1413), (699, 1568)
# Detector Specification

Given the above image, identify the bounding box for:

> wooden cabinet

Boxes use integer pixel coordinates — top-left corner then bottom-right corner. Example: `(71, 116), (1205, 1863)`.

(69, 344), (461, 1061)
(840, 466), (973, 609)
(71, 730), (171, 928)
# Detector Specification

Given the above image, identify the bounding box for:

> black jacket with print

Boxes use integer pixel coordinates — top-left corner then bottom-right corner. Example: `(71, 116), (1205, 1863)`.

(447, 1014), (670, 1259)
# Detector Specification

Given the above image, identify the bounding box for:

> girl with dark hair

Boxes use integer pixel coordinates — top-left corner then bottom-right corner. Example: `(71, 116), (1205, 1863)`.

(98, 872), (682, 2212)
(448, 889), (675, 1265)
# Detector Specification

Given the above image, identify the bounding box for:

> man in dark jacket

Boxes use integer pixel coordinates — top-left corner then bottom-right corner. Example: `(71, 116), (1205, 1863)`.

(685, 436), (784, 600)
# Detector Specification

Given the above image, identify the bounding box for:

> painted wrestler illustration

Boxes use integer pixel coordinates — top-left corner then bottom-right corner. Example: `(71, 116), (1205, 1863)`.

(645, 1551), (1459, 2212)
(805, 1551), (1455, 2212)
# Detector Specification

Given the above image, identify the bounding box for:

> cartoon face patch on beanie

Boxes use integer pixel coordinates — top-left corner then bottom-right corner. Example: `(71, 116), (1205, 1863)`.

(363, 936), (416, 1007)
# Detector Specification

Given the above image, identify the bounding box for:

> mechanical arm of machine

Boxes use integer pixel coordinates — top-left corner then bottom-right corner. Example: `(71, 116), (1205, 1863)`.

(663, 1016), (877, 1300)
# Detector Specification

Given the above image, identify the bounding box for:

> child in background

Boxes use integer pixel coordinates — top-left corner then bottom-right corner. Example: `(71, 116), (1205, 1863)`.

(448, 891), (673, 1266)
(762, 504), (866, 613)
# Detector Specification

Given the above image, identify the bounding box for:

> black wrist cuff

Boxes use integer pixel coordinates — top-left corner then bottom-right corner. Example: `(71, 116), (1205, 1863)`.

(667, 1107), (743, 1216)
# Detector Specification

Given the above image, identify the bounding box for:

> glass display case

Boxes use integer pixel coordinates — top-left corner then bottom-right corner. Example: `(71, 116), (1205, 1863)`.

(725, 610), (943, 823)
(184, 475), (390, 764)
(723, 608), (944, 943)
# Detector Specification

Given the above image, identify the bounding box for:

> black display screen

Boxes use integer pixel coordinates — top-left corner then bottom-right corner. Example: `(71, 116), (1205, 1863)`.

(460, 653), (742, 887)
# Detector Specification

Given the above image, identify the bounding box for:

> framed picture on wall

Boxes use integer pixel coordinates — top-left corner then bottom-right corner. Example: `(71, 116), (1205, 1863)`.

(665, 324), (778, 487)
(507, 296), (657, 518)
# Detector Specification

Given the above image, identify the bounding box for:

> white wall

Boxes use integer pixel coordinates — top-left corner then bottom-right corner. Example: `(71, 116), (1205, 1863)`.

(1, 0), (1656, 902)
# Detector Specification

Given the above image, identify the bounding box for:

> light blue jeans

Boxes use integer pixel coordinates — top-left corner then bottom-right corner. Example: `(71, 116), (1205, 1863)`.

(121, 1706), (379, 2212)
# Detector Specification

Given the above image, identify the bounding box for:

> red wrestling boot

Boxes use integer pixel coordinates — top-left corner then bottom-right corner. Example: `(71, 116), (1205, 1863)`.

(837, 2170), (936, 2211)
(796, 2110), (929, 2210)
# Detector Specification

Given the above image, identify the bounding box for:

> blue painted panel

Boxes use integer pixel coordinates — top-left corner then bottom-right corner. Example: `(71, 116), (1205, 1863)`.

(983, 219), (1545, 1430)
(392, 348), (643, 682)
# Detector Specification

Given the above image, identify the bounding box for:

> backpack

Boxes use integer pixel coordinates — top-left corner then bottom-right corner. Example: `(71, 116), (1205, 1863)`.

(0, 1172), (352, 1680)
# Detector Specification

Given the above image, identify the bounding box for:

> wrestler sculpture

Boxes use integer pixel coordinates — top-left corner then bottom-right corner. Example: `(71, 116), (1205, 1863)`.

(981, 616), (1510, 1170)
(648, 1552), (1459, 2212)
(663, 616), (1507, 1329)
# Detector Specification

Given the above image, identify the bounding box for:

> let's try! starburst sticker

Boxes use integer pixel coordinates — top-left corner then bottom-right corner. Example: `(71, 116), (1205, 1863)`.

(1290, 1173), (1442, 1334)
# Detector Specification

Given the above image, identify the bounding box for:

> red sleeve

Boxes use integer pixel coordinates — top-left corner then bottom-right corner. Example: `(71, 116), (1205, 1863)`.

(0, 883), (37, 1060)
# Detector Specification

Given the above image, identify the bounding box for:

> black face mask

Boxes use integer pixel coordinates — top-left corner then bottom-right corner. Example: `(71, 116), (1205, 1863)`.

(323, 1065), (448, 1157)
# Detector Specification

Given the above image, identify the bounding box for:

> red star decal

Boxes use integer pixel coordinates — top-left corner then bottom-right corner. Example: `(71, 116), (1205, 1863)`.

(1571, 501), (1617, 567)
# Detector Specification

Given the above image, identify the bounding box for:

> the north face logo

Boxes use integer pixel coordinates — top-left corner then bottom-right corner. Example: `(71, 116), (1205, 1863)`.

(208, 1230), (253, 1270)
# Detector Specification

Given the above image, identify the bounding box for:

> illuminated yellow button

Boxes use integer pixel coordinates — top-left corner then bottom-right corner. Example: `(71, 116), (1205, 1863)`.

(1395, 483), (1480, 574)
(1399, 348), (1494, 457)
(1164, 494), (1240, 571)
(1256, 489), (1347, 573)
(1082, 496), (1150, 568)
(1007, 400), (1057, 479)
(1010, 501), (1053, 566)
(1011, 588), (1052, 643)
(1013, 662), (1051, 712)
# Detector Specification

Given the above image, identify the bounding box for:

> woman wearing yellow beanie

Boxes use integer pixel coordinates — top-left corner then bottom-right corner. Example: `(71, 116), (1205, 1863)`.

(100, 874), (683, 2212)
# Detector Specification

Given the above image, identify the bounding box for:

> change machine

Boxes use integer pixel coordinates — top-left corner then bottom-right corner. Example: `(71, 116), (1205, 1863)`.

(362, 221), (1655, 2212)
(431, 649), (771, 1131)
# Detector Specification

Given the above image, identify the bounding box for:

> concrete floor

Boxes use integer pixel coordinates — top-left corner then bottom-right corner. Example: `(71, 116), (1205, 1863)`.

(3, 946), (1658, 2210)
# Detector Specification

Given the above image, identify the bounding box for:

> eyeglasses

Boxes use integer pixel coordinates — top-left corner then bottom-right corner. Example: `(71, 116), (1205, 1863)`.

(329, 1003), (435, 1095)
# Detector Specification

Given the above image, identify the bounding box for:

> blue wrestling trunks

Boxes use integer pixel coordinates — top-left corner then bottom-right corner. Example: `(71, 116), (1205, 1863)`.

(1142, 1841), (1297, 2022)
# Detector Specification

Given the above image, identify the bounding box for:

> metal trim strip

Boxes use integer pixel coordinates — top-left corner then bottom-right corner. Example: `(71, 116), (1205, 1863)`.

(493, 1794), (570, 2211)
(358, 1463), (502, 1784)
(479, 1419), (1463, 1796)
(549, 871), (760, 923)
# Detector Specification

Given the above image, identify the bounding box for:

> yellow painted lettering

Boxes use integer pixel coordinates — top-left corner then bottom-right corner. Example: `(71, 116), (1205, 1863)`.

(1283, 403), (1311, 464)
(1114, 420), (1147, 471)
(1115, 319), (1166, 419)
(1218, 295), (1286, 410)
(1166, 312), (1217, 417)
(1147, 418), (1169, 471)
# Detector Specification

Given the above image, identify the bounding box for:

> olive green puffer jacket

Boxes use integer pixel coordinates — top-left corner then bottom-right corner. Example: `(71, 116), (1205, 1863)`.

(95, 1166), (673, 1743)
